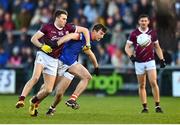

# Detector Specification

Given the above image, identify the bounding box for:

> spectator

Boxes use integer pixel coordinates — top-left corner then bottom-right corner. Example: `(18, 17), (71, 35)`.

(0, 24), (6, 43)
(3, 12), (15, 31)
(8, 46), (22, 67)
(111, 47), (127, 68)
(0, 7), (4, 25)
(83, 0), (99, 27)
(97, 44), (110, 65)
(0, 44), (9, 68)
(111, 23), (126, 50)
(3, 31), (15, 54)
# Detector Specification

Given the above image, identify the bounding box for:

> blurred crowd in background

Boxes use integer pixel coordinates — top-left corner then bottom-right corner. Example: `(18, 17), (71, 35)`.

(0, 0), (180, 70)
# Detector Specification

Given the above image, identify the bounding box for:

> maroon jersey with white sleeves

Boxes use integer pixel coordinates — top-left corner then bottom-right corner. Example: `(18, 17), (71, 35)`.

(128, 28), (158, 62)
(39, 23), (76, 58)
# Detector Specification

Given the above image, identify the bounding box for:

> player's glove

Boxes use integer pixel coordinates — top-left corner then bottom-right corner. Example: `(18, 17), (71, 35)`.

(41, 44), (52, 53)
(82, 45), (91, 51)
(93, 67), (99, 76)
(129, 55), (136, 64)
(160, 59), (166, 68)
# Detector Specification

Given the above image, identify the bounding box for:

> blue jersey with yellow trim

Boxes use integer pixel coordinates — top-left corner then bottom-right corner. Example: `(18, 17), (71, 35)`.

(59, 33), (91, 65)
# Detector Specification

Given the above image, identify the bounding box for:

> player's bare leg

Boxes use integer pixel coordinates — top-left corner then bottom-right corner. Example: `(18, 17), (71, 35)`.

(147, 69), (163, 113)
(16, 63), (43, 108)
(46, 76), (72, 116)
(29, 73), (56, 116)
(137, 73), (148, 113)
(66, 63), (92, 109)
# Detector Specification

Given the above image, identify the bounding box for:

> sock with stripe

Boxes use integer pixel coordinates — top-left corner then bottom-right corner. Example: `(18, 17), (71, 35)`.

(69, 94), (78, 101)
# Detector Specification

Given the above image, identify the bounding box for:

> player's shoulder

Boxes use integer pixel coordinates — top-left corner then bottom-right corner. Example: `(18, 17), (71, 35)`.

(147, 28), (156, 33)
(66, 23), (76, 26)
(64, 23), (76, 29)
(130, 28), (139, 37)
(147, 28), (157, 36)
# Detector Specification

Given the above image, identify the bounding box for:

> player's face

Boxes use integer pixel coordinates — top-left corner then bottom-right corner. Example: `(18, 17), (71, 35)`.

(57, 14), (67, 27)
(94, 29), (105, 41)
(138, 17), (150, 30)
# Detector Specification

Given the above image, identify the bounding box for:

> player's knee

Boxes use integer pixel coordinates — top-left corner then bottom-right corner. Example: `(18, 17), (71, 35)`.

(45, 88), (53, 94)
(139, 83), (146, 89)
(86, 74), (92, 81)
(30, 76), (40, 83)
(150, 81), (157, 88)
(88, 75), (92, 80)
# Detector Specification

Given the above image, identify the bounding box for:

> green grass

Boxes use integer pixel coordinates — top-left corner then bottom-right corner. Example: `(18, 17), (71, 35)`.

(0, 95), (180, 124)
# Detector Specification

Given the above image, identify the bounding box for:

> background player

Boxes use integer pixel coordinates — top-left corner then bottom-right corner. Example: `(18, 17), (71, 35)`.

(15, 9), (91, 115)
(125, 14), (166, 113)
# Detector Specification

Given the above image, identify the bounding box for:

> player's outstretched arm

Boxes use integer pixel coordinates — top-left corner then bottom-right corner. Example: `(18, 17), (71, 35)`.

(57, 33), (80, 46)
(84, 49), (99, 75)
(84, 49), (98, 68)
(154, 41), (164, 60)
(154, 41), (166, 68)
(76, 26), (91, 47)
(125, 42), (134, 57)
(125, 42), (137, 63)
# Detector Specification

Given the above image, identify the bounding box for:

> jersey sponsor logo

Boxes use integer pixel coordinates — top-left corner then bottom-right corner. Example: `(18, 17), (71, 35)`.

(58, 31), (64, 36)
(51, 36), (62, 41)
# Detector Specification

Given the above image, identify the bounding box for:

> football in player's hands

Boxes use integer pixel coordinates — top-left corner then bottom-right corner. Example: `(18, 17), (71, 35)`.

(137, 33), (151, 47)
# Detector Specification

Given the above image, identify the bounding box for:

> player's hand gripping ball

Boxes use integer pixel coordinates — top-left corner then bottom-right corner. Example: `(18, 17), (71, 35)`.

(137, 33), (151, 47)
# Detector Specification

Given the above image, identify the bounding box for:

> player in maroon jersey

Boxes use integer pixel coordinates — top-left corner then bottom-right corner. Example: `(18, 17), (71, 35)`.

(125, 14), (166, 113)
(15, 9), (91, 116)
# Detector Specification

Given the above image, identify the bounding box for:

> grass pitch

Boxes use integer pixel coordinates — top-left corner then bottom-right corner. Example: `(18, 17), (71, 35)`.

(0, 95), (179, 124)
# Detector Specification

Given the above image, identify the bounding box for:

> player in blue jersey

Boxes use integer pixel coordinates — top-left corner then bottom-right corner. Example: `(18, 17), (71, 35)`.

(44, 24), (107, 116)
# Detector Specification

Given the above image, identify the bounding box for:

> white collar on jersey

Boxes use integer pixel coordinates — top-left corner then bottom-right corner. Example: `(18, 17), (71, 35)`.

(54, 23), (63, 30)
(138, 27), (149, 33)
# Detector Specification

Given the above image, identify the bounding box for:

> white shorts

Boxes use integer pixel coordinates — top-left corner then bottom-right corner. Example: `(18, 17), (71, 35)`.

(57, 61), (77, 80)
(64, 72), (74, 80)
(135, 60), (156, 75)
(35, 51), (58, 76)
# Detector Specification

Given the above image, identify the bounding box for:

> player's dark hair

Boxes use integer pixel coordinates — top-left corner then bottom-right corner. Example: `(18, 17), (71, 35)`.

(92, 24), (107, 33)
(138, 14), (150, 20)
(54, 9), (68, 18)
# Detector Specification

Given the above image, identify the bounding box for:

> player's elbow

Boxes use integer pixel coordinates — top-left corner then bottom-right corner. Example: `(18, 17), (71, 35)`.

(125, 44), (132, 55)
(83, 28), (89, 34)
(83, 73), (92, 81)
(31, 35), (36, 43)
(124, 45), (128, 54)
(78, 26), (89, 34)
